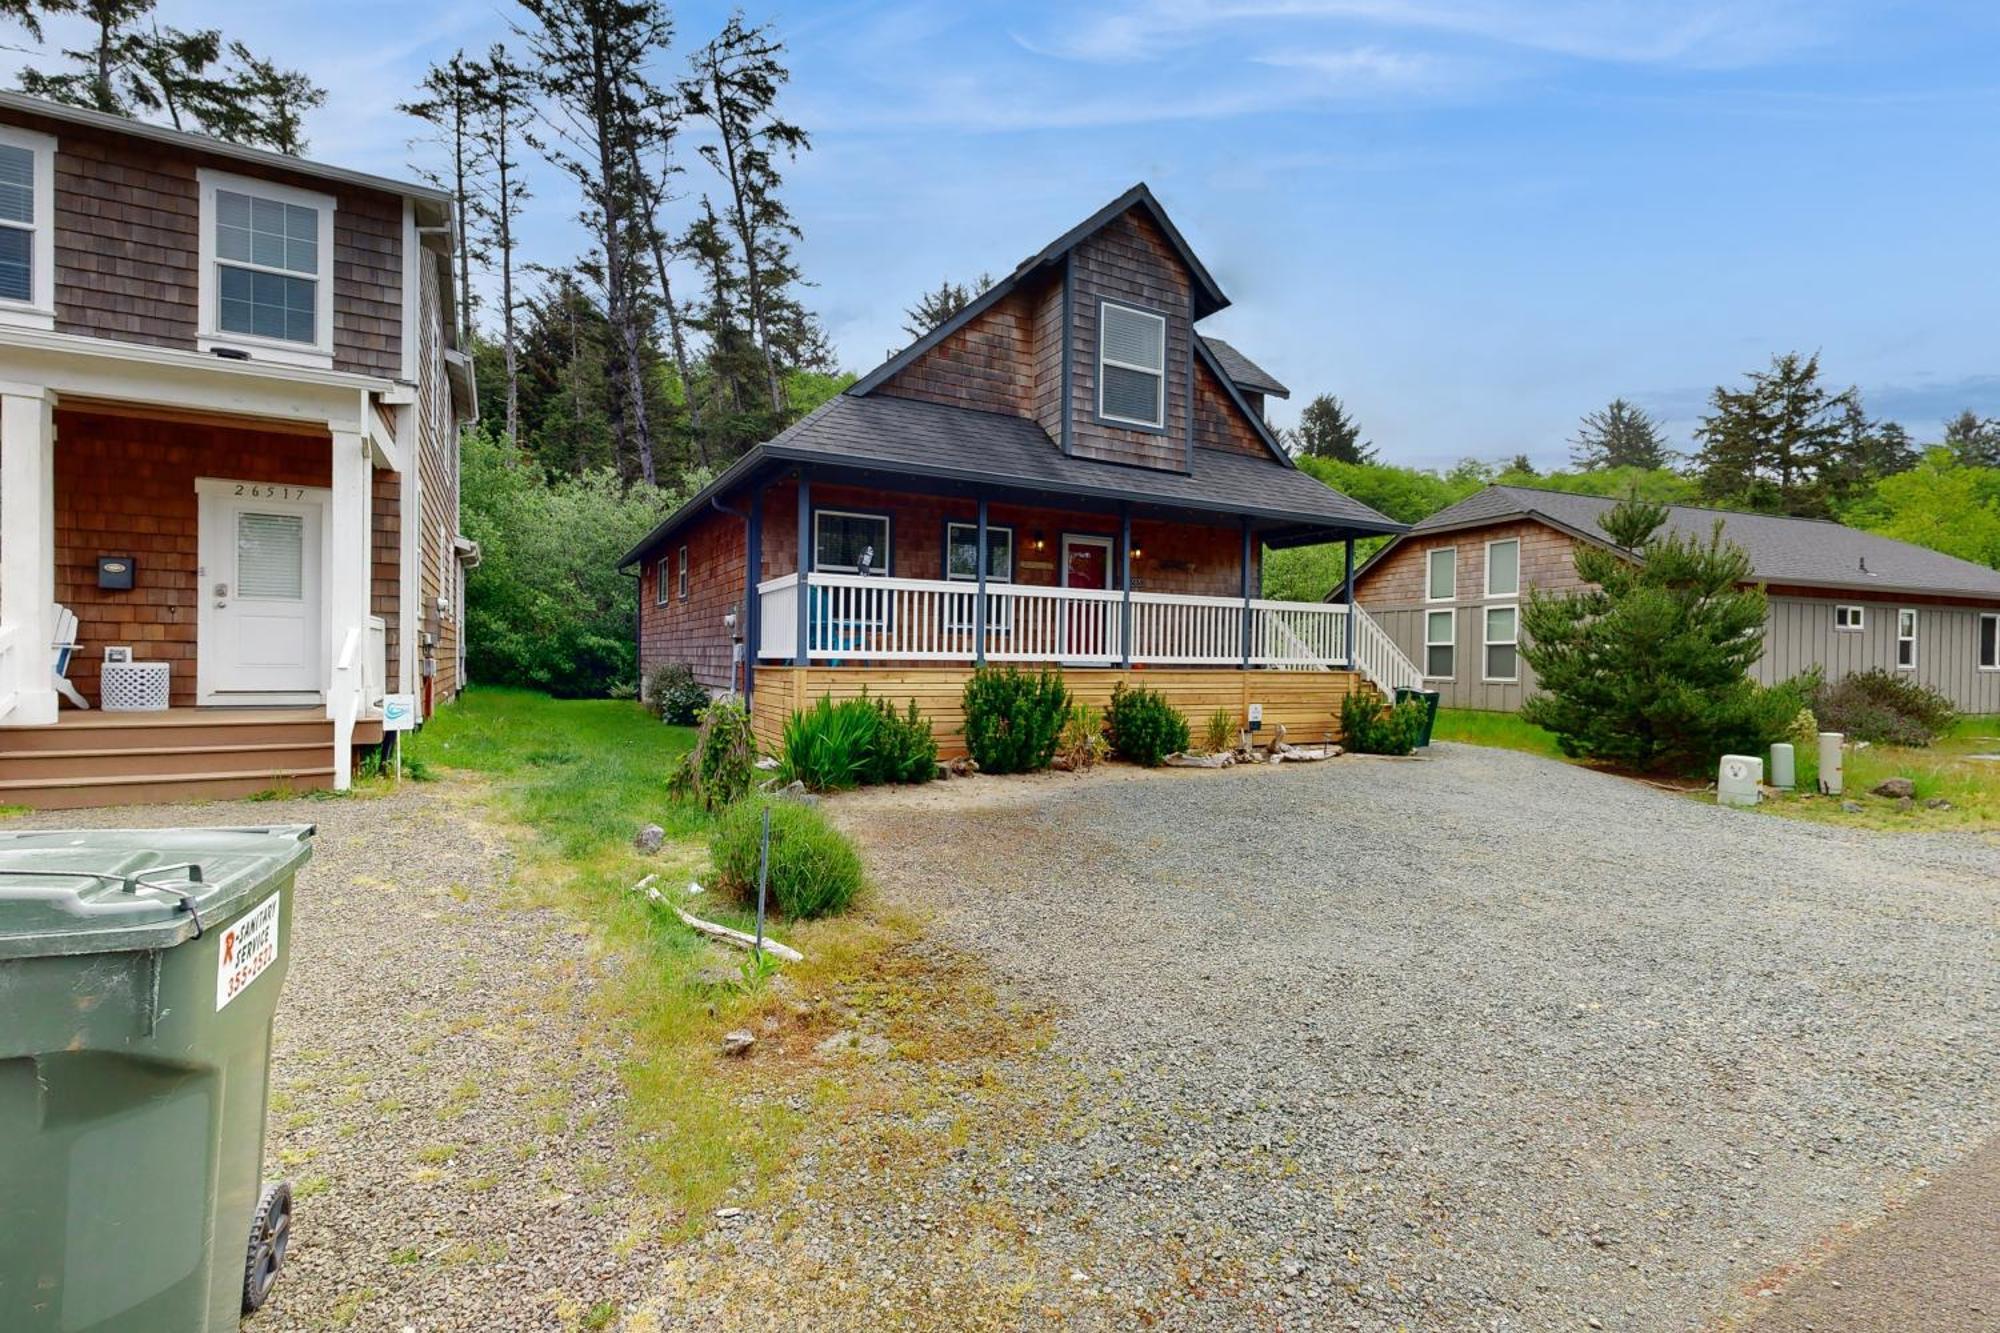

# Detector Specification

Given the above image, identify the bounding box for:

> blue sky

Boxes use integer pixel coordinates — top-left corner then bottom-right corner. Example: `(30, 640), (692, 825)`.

(7, 1), (1999, 469)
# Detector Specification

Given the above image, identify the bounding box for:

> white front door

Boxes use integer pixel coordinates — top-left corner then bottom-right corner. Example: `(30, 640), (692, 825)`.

(197, 479), (327, 702)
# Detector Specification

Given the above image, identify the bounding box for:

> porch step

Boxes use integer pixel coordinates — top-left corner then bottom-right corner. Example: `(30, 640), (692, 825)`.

(0, 712), (381, 753)
(0, 742), (335, 782)
(0, 767), (337, 811)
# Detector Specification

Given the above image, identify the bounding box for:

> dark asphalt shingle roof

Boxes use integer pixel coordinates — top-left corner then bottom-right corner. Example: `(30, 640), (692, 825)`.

(1200, 337), (1289, 398)
(1412, 485), (2000, 600)
(619, 395), (1402, 566)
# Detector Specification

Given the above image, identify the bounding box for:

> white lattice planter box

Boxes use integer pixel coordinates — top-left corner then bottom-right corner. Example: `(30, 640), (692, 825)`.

(101, 661), (170, 712)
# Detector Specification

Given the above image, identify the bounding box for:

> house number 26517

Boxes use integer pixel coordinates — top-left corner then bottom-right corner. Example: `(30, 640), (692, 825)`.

(234, 484), (307, 500)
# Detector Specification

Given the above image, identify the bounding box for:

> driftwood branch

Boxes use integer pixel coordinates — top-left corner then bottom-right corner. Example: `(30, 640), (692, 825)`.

(628, 876), (804, 963)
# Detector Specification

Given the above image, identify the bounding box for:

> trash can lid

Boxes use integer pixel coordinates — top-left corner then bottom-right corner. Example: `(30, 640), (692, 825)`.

(0, 824), (314, 959)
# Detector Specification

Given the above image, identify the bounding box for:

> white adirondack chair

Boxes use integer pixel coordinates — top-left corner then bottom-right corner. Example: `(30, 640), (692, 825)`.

(52, 604), (89, 710)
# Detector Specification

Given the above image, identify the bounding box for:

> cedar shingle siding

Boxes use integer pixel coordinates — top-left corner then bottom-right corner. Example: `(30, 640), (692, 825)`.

(12, 108), (403, 377)
(1067, 209), (1193, 470)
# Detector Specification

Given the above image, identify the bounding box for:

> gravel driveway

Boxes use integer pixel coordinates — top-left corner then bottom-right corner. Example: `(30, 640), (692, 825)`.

(831, 743), (2000, 1332)
(8, 782), (673, 1332)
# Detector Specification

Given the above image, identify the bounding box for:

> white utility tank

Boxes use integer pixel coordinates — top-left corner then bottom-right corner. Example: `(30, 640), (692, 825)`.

(1718, 754), (1763, 807)
(1769, 742), (1796, 790)
(1818, 732), (1844, 796)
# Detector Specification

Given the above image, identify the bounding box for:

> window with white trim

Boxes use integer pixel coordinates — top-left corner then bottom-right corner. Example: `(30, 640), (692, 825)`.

(1426, 547), (1456, 602)
(1980, 613), (1998, 670)
(1425, 608), (1455, 679)
(1834, 604), (1865, 631)
(0, 124), (55, 329)
(1097, 301), (1167, 428)
(813, 510), (889, 575)
(1896, 608), (1916, 669)
(197, 169), (335, 365)
(655, 555), (670, 606)
(945, 522), (1013, 583)
(1483, 605), (1519, 682)
(677, 545), (690, 600)
(1485, 538), (1520, 598)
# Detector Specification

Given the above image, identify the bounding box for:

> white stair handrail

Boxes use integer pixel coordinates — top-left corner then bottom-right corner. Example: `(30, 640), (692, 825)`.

(1347, 603), (1423, 697)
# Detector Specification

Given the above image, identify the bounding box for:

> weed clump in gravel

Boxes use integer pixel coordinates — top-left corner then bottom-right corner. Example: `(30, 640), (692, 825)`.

(711, 797), (864, 919)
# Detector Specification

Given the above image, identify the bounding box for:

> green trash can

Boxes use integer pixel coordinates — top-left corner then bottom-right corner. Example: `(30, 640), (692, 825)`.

(1394, 687), (1442, 748)
(0, 824), (315, 1332)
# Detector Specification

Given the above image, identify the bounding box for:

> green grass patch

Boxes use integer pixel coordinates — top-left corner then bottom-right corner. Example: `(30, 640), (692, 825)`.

(1431, 707), (1567, 759)
(1757, 714), (2000, 831)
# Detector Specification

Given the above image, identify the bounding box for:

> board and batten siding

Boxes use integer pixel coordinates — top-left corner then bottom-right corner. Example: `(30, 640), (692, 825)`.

(1758, 593), (2000, 713)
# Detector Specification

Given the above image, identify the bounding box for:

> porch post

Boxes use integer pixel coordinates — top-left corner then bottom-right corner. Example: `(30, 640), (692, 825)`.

(327, 424), (371, 790)
(744, 482), (762, 706)
(1342, 535), (1357, 667)
(0, 387), (57, 724)
(793, 467), (810, 667)
(974, 495), (988, 665)
(1239, 517), (1253, 669)
(1118, 504), (1133, 669)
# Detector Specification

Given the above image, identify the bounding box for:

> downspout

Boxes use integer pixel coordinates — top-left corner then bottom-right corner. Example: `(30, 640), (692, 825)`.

(622, 564), (642, 700)
(712, 493), (750, 706)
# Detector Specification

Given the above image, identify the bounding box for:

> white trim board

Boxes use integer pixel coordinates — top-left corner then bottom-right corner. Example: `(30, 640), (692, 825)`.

(0, 123), (56, 332)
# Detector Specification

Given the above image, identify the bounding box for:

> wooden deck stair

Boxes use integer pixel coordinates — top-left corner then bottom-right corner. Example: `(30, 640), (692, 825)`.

(0, 709), (385, 810)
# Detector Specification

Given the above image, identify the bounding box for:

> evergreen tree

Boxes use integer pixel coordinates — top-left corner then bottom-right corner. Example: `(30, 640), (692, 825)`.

(1505, 453), (1537, 477)
(1691, 352), (1860, 518)
(618, 80), (708, 466)
(1519, 498), (1796, 773)
(468, 46), (533, 445)
(1284, 393), (1375, 463)
(1942, 409), (2000, 468)
(903, 274), (989, 341)
(1570, 398), (1670, 470)
(400, 52), (489, 345)
(1837, 401), (1915, 492)
(681, 13), (810, 415)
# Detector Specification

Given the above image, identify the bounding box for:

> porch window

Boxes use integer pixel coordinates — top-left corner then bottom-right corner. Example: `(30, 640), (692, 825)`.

(0, 124), (54, 328)
(1098, 301), (1167, 429)
(1426, 546), (1455, 601)
(1896, 608), (1916, 669)
(198, 169), (335, 365)
(678, 545), (689, 599)
(655, 555), (670, 606)
(945, 522), (1013, 583)
(1483, 605), (1519, 682)
(1981, 613), (1998, 670)
(813, 509), (889, 575)
(1485, 538), (1520, 598)
(1835, 604), (1864, 631)
(1425, 608), (1455, 679)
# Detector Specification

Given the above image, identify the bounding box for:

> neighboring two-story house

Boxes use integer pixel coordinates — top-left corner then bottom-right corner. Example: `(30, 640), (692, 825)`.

(1354, 484), (2000, 713)
(619, 184), (1419, 756)
(0, 93), (475, 807)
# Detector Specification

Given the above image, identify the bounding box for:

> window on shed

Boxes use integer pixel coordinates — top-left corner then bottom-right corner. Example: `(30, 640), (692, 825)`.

(655, 555), (670, 606)
(1834, 605), (1864, 631)
(1981, 613), (1999, 670)
(678, 545), (690, 600)
(1097, 302), (1167, 428)
(1485, 538), (1520, 598)
(1425, 609), (1455, 679)
(1484, 605), (1519, 682)
(1426, 547), (1456, 601)
(813, 510), (889, 575)
(1896, 608), (1916, 669)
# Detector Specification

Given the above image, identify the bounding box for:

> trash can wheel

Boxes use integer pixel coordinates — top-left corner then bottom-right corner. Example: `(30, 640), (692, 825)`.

(242, 1179), (292, 1314)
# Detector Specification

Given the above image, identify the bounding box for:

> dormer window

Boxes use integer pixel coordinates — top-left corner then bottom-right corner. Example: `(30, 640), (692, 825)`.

(197, 169), (335, 367)
(1098, 301), (1166, 429)
(0, 124), (55, 330)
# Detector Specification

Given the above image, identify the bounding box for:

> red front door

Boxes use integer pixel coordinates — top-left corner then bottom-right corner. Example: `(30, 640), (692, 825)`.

(1063, 536), (1115, 659)
(1066, 540), (1109, 590)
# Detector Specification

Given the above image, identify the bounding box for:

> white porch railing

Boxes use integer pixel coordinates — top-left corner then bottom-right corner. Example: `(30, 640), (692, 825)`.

(756, 571), (1424, 696)
(0, 620), (20, 723)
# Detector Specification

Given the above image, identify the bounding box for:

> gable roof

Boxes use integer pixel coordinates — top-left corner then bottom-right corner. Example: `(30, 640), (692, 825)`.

(849, 183), (1228, 399)
(617, 393), (1403, 568)
(1370, 484), (2000, 601)
(1201, 337), (1289, 399)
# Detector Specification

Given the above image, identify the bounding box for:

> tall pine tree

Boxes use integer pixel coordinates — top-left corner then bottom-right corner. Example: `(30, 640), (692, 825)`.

(1284, 393), (1374, 463)
(1692, 353), (1860, 517)
(1570, 398), (1670, 471)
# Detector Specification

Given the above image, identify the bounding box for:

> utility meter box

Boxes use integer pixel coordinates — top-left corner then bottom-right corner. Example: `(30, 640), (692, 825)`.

(1717, 754), (1763, 807)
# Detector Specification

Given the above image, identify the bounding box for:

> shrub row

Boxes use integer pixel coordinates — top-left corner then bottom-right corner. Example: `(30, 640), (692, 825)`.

(779, 694), (939, 791)
(961, 667), (1197, 771)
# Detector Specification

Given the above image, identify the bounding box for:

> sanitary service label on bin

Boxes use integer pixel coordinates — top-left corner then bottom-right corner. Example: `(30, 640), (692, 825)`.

(216, 892), (281, 1011)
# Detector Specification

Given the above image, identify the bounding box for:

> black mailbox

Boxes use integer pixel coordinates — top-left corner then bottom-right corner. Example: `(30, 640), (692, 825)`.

(97, 555), (136, 590)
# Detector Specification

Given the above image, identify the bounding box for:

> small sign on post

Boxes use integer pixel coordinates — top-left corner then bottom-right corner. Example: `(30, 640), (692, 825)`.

(1246, 702), (1263, 733)
(382, 693), (417, 783)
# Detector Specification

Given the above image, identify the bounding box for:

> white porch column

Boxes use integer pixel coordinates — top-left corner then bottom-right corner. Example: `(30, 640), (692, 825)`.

(1, 387), (58, 725)
(327, 423), (371, 789)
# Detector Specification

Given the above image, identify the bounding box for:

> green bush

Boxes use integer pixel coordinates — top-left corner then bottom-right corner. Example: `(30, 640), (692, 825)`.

(1201, 707), (1237, 755)
(779, 695), (879, 792)
(1341, 692), (1426, 756)
(864, 697), (938, 785)
(1055, 703), (1108, 770)
(710, 797), (863, 919)
(962, 667), (1071, 774)
(1812, 669), (1957, 747)
(668, 699), (757, 810)
(644, 662), (710, 726)
(1104, 683), (1191, 767)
